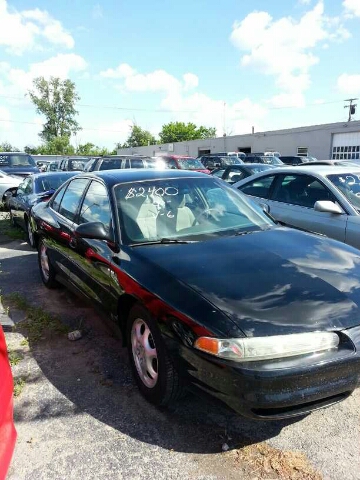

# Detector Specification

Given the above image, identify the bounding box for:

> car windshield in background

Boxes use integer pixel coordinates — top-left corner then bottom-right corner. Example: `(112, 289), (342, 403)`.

(261, 156), (283, 165)
(177, 158), (206, 170)
(115, 177), (273, 245)
(328, 173), (360, 210)
(222, 156), (242, 165)
(35, 174), (75, 193)
(68, 160), (87, 171)
(0, 154), (36, 167)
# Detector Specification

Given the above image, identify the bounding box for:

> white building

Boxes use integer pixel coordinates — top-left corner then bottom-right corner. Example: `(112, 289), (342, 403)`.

(117, 120), (360, 161)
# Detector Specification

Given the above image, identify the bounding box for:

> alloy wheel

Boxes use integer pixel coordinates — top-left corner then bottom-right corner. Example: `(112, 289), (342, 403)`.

(131, 318), (158, 388)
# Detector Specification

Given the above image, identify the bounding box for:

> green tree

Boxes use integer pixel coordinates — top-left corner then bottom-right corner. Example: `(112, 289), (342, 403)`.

(121, 124), (156, 148)
(159, 122), (216, 144)
(37, 136), (75, 155)
(28, 77), (81, 142)
(76, 142), (113, 156)
(0, 142), (19, 152)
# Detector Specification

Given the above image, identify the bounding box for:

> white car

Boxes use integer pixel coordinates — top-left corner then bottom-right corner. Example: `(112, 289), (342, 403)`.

(0, 170), (23, 202)
(233, 165), (360, 250)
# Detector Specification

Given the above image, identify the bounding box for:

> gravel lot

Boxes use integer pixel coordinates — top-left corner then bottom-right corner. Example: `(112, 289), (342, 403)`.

(0, 230), (359, 480)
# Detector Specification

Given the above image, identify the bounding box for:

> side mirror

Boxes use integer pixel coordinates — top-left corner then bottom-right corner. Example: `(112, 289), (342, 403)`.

(75, 221), (112, 242)
(314, 201), (343, 215)
(4, 189), (17, 199)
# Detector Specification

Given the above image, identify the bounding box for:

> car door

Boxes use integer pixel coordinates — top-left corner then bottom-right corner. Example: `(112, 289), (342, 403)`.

(12, 177), (32, 228)
(69, 179), (117, 311)
(45, 177), (90, 285)
(267, 173), (347, 241)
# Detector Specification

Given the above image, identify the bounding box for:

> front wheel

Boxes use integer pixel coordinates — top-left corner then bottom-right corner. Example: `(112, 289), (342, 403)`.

(38, 239), (58, 288)
(127, 304), (183, 406)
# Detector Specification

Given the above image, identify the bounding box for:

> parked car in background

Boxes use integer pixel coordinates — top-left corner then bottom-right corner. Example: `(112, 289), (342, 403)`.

(211, 163), (277, 184)
(0, 152), (39, 177)
(197, 154), (243, 170)
(0, 325), (16, 480)
(233, 165), (360, 250)
(157, 155), (210, 173)
(0, 170), (23, 202)
(298, 160), (359, 167)
(264, 151), (281, 158)
(59, 157), (89, 172)
(31, 169), (360, 419)
(243, 155), (284, 166)
(85, 155), (165, 172)
(7, 172), (77, 246)
(279, 156), (310, 165)
(45, 160), (62, 172)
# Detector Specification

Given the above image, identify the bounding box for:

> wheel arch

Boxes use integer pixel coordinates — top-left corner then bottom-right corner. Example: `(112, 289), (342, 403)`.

(117, 294), (140, 345)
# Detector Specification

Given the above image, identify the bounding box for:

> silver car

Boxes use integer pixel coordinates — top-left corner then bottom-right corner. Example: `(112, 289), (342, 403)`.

(0, 170), (23, 202)
(232, 165), (360, 250)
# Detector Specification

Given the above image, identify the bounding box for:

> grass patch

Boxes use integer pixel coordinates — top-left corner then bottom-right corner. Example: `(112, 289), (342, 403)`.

(5, 292), (69, 342)
(8, 349), (22, 366)
(13, 377), (26, 397)
(0, 216), (25, 241)
(20, 338), (29, 347)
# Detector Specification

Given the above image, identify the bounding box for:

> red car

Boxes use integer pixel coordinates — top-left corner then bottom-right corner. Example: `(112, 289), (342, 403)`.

(158, 155), (210, 174)
(0, 326), (16, 480)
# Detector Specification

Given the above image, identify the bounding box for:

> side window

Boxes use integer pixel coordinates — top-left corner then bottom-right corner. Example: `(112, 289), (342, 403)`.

(166, 159), (178, 169)
(212, 169), (226, 178)
(124, 159), (130, 169)
(51, 184), (68, 212)
(272, 175), (335, 208)
(239, 175), (276, 199)
(23, 178), (33, 194)
(130, 159), (144, 168)
(17, 180), (27, 195)
(58, 179), (89, 222)
(79, 181), (112, 232)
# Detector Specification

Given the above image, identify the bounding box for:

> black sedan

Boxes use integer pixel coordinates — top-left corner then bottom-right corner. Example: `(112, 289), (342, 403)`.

(30, 169), (360, 419)
(211, 163), (277, 184)
(8, 172), (77, 246)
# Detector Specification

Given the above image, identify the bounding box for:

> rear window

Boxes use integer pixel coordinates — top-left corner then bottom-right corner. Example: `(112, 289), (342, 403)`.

(0, 154), (36, 167)
(99, 159), (123, 170)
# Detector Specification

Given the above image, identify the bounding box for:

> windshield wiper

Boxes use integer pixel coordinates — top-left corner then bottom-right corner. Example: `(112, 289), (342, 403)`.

(130, 238), (196, 247)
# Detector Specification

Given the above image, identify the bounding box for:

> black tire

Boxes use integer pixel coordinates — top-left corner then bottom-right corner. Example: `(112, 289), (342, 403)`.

(25, 217), (36, 248)
(127, 304), (183, 406)
(38, 239), (58, 288)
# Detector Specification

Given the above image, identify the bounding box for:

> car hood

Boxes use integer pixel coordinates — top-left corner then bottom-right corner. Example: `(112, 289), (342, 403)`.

(0, 166), (39, 176)
(135, 228), (360, 336)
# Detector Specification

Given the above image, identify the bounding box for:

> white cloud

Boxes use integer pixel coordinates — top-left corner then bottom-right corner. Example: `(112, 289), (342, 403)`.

(0, 54), (87, 103)
(337, 73), (360, 95)
(343, 0), (360, 17)
(230, 1), (349, 96)
(92, 4), (103, 19)
(100, 63), (268, 136)
(0, 105), (11, 130)
(268, 92), (306, 108)
(0, 0), (74, 55)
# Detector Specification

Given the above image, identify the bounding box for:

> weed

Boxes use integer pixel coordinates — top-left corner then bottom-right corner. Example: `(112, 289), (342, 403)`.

(5, 293), (68, 342)
(8, 350), (22, 366)
(20, 338), (29, 347)
(0, 217), (25, 241)
(13, 377), (25, 397)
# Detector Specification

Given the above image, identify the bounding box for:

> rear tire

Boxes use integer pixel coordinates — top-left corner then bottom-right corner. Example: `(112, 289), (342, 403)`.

(38, 239), (58, 288)
(25, 217), (36, 248)
(127, 304), (183, 406)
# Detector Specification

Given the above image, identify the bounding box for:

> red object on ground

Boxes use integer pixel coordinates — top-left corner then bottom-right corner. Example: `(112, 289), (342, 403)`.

(0, 326), (16, 480)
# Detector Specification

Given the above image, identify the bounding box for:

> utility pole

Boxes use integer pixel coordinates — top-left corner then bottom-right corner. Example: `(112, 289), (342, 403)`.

(344, 98), (358, 122)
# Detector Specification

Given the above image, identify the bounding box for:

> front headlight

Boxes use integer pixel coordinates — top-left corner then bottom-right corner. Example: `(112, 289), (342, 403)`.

(194, 332), (339, 362)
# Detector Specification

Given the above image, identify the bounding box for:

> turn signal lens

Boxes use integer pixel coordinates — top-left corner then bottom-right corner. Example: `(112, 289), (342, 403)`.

(194, 332), (339, 362)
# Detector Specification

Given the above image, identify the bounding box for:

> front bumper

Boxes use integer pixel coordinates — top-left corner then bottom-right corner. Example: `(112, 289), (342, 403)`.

(169, 326), (360, 420)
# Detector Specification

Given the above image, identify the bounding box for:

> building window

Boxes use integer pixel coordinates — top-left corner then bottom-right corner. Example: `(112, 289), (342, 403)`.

(297, 147), (308, 157)
(332, 145), (360, 160)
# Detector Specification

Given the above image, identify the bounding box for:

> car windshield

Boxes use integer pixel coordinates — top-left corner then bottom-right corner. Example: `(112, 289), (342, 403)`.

(222, 156), (242, 165)
(327, 172), (360, 210)
(35, 174), (76, 193)
(0, 154), (36, 167)
(261, 156), (283, 165)
(68, 159), (87, 171)
(115, 177), (273, 245)
(177, 158), (206, 170)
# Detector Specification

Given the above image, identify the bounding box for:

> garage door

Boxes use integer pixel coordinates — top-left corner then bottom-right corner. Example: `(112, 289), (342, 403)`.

(332, 131), (360, 160)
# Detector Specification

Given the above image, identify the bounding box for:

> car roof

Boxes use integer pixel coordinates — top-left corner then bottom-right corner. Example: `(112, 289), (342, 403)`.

(239, 165), (360, 177)
(31, 171), (77, 180)
(76, 169), (208, 186)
